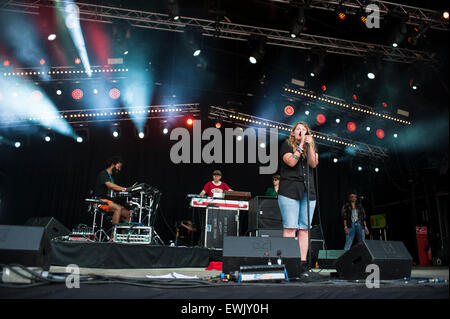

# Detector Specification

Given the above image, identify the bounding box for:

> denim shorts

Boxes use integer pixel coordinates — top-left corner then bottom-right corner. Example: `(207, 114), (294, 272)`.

(278, 194), (316, 229)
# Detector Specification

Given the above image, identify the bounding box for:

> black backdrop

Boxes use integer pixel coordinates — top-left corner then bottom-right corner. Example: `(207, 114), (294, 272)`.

(0, 115), (447, 260)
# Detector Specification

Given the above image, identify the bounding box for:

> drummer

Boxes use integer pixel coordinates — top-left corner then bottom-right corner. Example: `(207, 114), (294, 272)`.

(94, 156), (132, 226)
(199, 170), (233, 198)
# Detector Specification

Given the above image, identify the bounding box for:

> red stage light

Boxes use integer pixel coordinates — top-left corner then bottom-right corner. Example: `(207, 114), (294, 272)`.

(39, 59), (46, 65)
(74, 58), (81, 64)
(382, 102), (388, 107)
(352, 94), (358, 101)
(109, 88), (121, 100)
(338, 12), (346, 20)
(186, 117), (194, 126)
(376, 129), (385, 139)
(31, 90), (43, 100)
(347, 122), (357, 132)
(284, 105), (295, 116)
(72, 89), (83, 100)
(316, 113), (326, 124)
(215, 122), (222, 129)
(321, 85), (327, 91)
(3, 60), (10, 67)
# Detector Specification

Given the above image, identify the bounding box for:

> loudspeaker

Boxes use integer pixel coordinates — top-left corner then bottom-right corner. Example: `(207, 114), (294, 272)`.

(0, 225), (51, 270)
(25, 217), (70, 240)
(335, 240), (413, 280)
(222, 236), (302, 279)
(248, 197), (282, 235)
(317, 250), (346, 269)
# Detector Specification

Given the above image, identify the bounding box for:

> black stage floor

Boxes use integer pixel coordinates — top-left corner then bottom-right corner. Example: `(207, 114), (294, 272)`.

(0, 241), (448, 303)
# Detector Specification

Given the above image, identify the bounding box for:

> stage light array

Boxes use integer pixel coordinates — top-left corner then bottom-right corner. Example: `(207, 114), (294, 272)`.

(283, 88), (411, 125)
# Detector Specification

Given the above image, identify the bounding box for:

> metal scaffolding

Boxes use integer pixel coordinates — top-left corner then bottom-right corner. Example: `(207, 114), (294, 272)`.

(271, 0), (449, 32)
(0, 0), (439, 64)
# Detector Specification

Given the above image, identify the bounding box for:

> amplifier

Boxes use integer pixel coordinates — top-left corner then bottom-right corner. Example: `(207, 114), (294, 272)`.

(248, 196), (282, 235)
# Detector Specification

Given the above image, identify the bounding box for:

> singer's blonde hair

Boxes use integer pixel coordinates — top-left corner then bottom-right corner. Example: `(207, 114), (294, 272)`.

(287, 121), (316, 156)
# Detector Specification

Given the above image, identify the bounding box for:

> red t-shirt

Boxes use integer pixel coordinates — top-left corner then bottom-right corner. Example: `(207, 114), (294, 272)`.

(203, 181), (230, 197)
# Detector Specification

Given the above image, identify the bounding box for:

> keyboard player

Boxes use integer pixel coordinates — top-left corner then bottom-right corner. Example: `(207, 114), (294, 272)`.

(94, 156), (132, 226)
(199, 170), (233, 197)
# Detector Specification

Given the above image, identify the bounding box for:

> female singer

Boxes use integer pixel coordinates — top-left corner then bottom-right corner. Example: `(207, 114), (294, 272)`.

(278, 121), (319, 271)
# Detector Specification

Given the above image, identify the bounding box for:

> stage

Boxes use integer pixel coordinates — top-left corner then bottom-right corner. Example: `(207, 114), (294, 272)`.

(0, 240), (448, 301)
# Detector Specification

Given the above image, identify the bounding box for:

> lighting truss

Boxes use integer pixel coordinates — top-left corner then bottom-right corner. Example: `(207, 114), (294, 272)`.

(271, 0), (449, 32)
(0, 0), (437, 64)
(208, 106), (389, 159)
(0, 103), (201, 127)
(1, 66), (129, 81)
(282, 87), (411, 125)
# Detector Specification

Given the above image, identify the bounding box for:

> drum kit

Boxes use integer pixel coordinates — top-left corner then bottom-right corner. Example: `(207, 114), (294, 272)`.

(84, 183), (163, 244)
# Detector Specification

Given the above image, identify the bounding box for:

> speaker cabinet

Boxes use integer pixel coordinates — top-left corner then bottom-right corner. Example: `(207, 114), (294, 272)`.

(25, 217), (70, 240)
(335, 240), (413, 280)
(0, 225), (51, 270)
(222, 236), (302, 279)
(248, 197), (282, 235)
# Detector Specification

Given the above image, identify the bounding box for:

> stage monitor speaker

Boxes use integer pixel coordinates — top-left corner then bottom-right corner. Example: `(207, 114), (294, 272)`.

(25, 217), (70, 240)
(335, 240), (413, 280)
(317, 250), (346, 269)
(222, 236), (302, 279)
(0, 225), (51, 270)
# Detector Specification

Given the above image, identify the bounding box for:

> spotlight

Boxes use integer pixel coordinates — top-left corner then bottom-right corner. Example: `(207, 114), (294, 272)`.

(374, 167), (380, 172)
(166, 0), (180, 21)
(367, 72), (375, 80)
(321, 85), (327, 91)
(138, 131), (145, 139)
(316, 113), (326, 124)
(347, 122), (356, 132)
(335, 118), (341, 123)
(290, 7), (306, 38)
(215, 122), (222, 129)
(111, 126), (121, 138)
(357, 166), (363, 171)
(382, 102), (388, 107)
(443, 11), (449, 20)
(193, 49), (201, 57)
(56, 90), (62, 95)
(333, 157), (338, 163)
(44, 135), (51, 142)
(248, 36), (266, 65)
(72, 89), (83, 100)
(305, 110), (310, 115)
(186, 117), (194, 126)
(284, 105), (295, 116)
(93, 89), (98, 94)
(39, 59), (46, 65)
(3, 60), (10, 67)
(14, 141), (21, 148)
(335, 5), (346, 20)
(74, 58), (81, 64)
(393, 133), (398, 138)
(310, 72), (315, 77)
(163, 127), (169, 134)
(48, 34), (56, 41)
(376, 129), (385, 139)
(109, 88), (121, 100)
(260, 142), (266, 149)
(366, 126), (371, 132)
(76, 136), (83, 143)
(352, 93), (358, 101)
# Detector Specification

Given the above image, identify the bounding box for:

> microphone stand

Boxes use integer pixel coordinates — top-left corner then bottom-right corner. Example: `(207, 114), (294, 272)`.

(305, 147), (312, 269)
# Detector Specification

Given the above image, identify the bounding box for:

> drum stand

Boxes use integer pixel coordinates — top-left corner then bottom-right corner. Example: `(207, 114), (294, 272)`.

(87, 199), (111, 242)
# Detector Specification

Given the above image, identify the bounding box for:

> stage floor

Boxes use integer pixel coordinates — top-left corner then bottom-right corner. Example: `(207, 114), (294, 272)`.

(0, 265), (447, 301)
